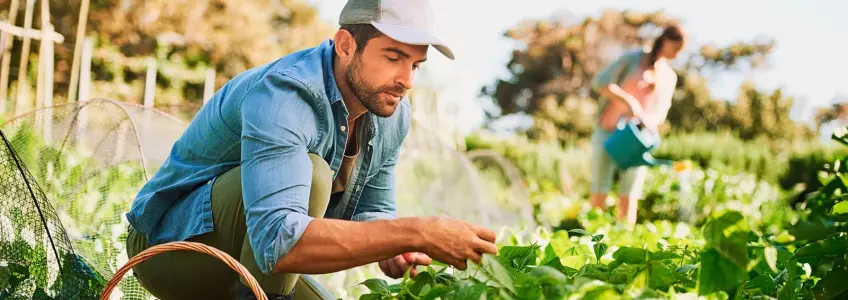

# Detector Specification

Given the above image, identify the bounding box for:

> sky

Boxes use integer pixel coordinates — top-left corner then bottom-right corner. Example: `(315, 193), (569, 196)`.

(307, 0), (848, 134)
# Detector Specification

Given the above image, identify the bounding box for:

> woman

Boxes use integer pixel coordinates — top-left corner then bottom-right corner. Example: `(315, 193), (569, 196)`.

(589, 24), (686, 225)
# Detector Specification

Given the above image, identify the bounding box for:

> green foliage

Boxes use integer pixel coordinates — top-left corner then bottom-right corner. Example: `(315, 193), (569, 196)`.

(360, 127), (848, 299)
(358, 208), (846, 299)
(0, 238), (106, 299)
(1, 123), (150, 298)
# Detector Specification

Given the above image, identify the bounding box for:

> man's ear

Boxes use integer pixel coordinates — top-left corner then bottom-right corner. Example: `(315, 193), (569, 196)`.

(334, 29), (357, 62)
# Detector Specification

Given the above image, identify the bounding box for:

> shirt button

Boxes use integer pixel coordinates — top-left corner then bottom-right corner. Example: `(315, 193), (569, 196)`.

(340, 125), (346, 132)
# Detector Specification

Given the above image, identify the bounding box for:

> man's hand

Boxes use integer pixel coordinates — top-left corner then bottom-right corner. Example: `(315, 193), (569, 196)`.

(417, 217), (498, 270)
(378, 252), (432, 279)
(272, 217), (497, 275)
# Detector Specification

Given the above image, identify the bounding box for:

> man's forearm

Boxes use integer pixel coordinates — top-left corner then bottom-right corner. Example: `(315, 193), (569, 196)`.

(273, 217), (422, 274)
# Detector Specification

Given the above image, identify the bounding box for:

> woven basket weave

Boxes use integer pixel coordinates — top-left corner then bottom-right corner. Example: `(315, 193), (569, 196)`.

(99, 241), (268, 300)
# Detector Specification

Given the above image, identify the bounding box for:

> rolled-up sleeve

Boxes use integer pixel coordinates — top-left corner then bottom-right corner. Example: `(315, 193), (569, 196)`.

(591, 50), (636, 92)
(649, 72), (678, 124)
(240, 71), (319, 275)
(351, 147), (400, 222)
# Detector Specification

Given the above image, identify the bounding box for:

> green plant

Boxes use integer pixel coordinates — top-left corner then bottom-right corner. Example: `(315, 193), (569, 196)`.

(358, 209), (848, 299)
(357, 127), (848, 300)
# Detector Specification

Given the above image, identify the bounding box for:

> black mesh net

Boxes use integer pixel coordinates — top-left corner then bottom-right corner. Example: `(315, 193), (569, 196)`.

(0, 99), (188, 299)
(0, 127), (106, 299)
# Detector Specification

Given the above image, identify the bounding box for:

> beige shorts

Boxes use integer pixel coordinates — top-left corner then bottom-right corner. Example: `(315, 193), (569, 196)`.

(589, 127), (648, 199)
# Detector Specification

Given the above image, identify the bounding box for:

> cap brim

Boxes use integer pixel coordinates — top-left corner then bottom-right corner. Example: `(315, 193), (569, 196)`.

(370, 21), (455, 60)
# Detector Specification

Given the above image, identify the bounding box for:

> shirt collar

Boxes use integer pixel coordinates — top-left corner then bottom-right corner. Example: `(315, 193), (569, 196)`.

(320, 39), (344, 105)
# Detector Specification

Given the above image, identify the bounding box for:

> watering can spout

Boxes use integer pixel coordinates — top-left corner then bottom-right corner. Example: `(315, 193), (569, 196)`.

(637, 152), (674, 167)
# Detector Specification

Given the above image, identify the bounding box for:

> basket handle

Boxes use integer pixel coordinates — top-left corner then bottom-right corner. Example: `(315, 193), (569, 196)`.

(100, 241), (268, 300)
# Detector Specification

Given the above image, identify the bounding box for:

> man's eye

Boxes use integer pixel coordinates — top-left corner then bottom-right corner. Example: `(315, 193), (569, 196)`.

(413, 64), (420, 70)
(387, 57), (400, 63)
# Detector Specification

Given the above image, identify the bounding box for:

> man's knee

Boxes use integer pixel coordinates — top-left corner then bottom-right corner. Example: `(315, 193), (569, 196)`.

(307, 153), (331, 218)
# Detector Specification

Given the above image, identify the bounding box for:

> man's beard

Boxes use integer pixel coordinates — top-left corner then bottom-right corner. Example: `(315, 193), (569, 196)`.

(345, 55), (406, 118)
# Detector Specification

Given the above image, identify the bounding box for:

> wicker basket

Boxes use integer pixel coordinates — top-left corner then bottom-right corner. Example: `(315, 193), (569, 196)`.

(99, 241), (268, 300)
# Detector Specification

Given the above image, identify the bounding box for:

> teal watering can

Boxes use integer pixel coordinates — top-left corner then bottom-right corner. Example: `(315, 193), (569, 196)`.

(603, 118), (674, 169)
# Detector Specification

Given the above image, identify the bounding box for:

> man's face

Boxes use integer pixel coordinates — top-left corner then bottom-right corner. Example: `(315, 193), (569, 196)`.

(345, 35), (428, 118)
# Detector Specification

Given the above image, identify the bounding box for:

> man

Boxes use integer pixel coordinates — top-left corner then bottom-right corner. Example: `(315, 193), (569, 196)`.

(124, 0), (498, 299)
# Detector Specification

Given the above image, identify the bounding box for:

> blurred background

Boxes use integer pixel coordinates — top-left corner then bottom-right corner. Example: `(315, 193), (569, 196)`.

(0, 0), (846, 299)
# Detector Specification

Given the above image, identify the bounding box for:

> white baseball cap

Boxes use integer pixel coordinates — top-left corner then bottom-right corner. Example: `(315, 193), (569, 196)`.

(338, 0), (455, 60)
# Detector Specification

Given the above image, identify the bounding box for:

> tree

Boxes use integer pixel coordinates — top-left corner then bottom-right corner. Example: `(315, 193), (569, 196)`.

(1, 0), (333, 103)
(814, 95), (848, 130)
(481, 8), (812, 145)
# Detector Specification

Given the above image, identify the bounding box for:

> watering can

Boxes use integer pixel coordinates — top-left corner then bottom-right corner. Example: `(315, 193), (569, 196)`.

(603, 118), (674, 169)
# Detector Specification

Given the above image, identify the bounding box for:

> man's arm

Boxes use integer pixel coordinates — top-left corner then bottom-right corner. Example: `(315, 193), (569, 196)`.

(241, 72), (496, 276)
(240, 71), (320, 275)
(274, 217), (423, 274)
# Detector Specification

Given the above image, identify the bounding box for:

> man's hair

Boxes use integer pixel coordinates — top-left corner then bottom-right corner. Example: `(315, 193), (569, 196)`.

(340, 24), (383, 54)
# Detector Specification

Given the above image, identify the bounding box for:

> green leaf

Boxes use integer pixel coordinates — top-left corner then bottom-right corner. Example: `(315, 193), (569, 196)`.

(498, 245), (539, 272)
(582, 285), (620, 299)
(565, 243), (597, 263)
(579, 264), (609, 281)
(649, 250), (681, 261)
(613, 247), (649, 265)
(408, 271), (435, 296)
(529, 265), (568, 285)
(675, 264), (698, 273)
(549, 231), (572, 257)
(813, 258), (848, 299)
(454, 281), (486, 300)
(498, 288), (516, 300)
(833, 200), (848, 215)
(702, 210), (749, 269)
(359, 294), (384, 300)
(745, 274), (776, 296)
(592, 234), (605, 242)
(648, 262), (676, 291)
(434, 272), (458, 285)
(543, 243), (557, 264)
(420, 283), (454, 300)
(697, 248), (747, 296)
(594, 243), (609, 264)
(569, 229), (591, 237)
(544, 256), (578, 277)
(561, 255), (588, 271)
(360, 278), (390, 295)
(388, 283), (402, 294)
(626, 269), (649, 295)
(606, 264), (638, 285)
(482, 254), (516, 293)
(777, 259), (798, 300)
(777, 248), (792, 265)
(764, 246), (778, 273)
(791, 233), (848, 261)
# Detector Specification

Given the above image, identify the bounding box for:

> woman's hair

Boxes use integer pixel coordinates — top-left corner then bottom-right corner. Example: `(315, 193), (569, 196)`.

(648, 24), (686, 65)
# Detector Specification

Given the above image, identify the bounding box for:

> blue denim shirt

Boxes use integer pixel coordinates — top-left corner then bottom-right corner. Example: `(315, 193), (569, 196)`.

(126, 39), (410, 274)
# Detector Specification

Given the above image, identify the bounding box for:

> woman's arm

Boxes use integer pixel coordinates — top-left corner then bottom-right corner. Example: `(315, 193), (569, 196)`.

(598, 84), (646, 118)
(591, 51), (646, 117)
(642, 71), (678, 130)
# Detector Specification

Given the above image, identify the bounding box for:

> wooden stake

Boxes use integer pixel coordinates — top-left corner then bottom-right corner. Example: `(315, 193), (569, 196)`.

(67, 0), (91, 104)
(76, 37), (92, 148)
(14, 0), (36, 117)
(0, 0), (21, 117)
(143, 58), (157, 109)
(203, 68), (215, 104)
